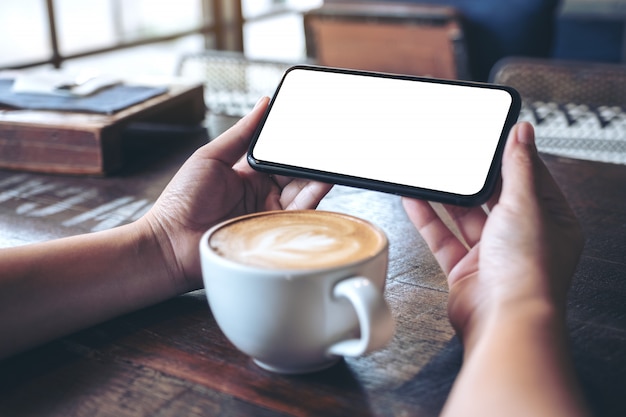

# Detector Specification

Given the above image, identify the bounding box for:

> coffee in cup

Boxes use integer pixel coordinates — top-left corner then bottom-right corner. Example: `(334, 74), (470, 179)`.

(208, 209), (385, 270)
(200, 210), (395, 374)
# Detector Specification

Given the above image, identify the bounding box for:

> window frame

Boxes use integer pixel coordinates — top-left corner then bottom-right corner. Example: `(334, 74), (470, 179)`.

(2, 0), (245, 70)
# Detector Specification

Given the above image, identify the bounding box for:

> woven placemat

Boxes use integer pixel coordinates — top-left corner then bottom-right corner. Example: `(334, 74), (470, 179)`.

(517, 100), (626, 165)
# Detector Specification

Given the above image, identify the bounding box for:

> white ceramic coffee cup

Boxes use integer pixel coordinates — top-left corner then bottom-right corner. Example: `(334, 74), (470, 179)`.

(199, 210), (395, 374)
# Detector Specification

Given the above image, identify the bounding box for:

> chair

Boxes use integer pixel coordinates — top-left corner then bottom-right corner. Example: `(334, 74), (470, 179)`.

(491, 57), (626, 165)
(303, 2), (468, 80)
(176, 50), (298, 117)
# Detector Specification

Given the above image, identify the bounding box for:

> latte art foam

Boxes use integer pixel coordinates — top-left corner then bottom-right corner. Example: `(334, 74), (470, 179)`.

(209, 211), (386, 269)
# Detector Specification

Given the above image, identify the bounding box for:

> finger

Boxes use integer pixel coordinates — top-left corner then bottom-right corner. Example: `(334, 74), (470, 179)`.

(402, 197), (469, 276)
(198, 97), (270, 166)
(263, 184), (284, 211)
(515, 125), (579, 226)
(271, 173), (325, 190)
(483, 176), (502, 213)
(441, 203), (488, 248)
(499, 122), (540, 211)
(499, 121), (577, 225)
(280, 180), (333, 210)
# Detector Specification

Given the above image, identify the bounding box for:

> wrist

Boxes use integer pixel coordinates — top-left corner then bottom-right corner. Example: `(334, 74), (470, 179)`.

(462, 297), (567, 358)
(447, 298), (590, 417)
(128, 218), (185, 293)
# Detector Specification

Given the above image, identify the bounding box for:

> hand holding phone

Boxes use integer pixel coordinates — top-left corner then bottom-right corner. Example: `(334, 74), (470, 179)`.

(248, 66), (521, 206)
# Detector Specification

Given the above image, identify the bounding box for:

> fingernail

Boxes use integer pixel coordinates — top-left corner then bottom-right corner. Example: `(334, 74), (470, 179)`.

(516, 122), (535, 146)
(253, 96), (267, 109)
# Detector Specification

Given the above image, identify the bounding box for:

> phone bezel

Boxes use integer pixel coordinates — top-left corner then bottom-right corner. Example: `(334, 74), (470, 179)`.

(247, 65), (521, 206)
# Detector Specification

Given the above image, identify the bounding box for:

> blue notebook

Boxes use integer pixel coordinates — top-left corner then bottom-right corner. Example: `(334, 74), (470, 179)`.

(0, 79), (167, 115)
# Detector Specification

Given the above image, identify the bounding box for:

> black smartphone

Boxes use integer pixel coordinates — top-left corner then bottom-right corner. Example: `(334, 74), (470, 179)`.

(247, 65), (521, 206)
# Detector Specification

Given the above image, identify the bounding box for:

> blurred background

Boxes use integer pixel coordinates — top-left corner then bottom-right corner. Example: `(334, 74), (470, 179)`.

(2, 0), (626, 80)
(0, 0), (321, 77)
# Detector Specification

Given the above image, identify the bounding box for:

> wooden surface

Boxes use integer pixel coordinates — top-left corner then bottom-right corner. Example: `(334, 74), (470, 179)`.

(0, 115), (625, 416)
(0, 83), (205, 175)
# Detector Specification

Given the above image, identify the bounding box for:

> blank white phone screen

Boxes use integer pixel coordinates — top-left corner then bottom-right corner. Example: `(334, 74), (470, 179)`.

(251, 68), (514, 196)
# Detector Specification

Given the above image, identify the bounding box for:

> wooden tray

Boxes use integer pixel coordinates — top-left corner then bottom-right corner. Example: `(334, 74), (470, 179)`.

(0, 83), (205, 175)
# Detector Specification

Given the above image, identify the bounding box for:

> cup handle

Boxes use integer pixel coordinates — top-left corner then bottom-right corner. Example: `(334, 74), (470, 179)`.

(327, 277), (395, 357)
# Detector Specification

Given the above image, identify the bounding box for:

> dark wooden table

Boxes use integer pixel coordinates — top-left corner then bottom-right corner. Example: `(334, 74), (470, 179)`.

(0, 115), (625, 417)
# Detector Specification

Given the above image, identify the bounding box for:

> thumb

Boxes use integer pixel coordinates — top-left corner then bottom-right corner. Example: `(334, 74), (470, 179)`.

(196, 96), (270, 166)
(499, 122), (541, 211)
